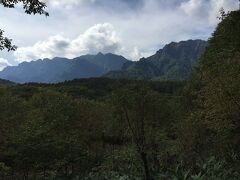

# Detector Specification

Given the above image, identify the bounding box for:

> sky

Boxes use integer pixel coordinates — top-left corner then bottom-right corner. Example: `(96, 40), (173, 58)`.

(0, 0), (239, 70)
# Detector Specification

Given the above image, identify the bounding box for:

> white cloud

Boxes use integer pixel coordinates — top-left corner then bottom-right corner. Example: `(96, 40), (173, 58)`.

(208, 0), (239, 24)
(126, 47), (151, 61)
(69, 23), (121, 56)
(14, 23), (122, 62)
(43, 0), (96, 9)
(1, 0), (239, 64)
(0, 58), (12, 71)
(44, 0), (85, 6)
(179, 0), (210, 18)
(129, 47), (142, 61)
(179, 0), (239, 25)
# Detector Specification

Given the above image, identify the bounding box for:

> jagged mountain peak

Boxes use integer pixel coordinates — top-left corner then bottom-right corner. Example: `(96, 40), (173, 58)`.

(0, 53), (130, 84)
(106, 39), (207, 80)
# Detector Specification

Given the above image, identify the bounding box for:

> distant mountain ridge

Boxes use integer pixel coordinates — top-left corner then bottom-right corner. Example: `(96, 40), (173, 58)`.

(0, 78), (15, 85)
(105, 39), (207, 80)
(0, 40), (207, 83)
(0, 53), (129, 83)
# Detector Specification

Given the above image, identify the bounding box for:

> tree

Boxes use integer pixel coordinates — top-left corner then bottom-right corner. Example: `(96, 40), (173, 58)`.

(0, 0), (48, 51)
(112, 84), (169, 180)
(184, 10), (240, 158)
(0, 87), (28, 178)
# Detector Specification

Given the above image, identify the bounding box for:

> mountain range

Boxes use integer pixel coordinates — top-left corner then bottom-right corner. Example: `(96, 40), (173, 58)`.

(105, 39), (207, 80)
(0, 39), (207, 83)
(0, 53), (129, 83)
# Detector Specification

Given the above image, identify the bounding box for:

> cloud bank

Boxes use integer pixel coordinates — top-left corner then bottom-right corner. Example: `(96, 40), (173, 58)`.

(180, 0), (239, 25)
(14, 23), (122, 62)
(0, 58), (12, 71)
(0, 0), (239, 64)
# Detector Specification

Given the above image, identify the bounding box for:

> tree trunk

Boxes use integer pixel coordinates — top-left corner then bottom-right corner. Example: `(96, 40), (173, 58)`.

(141, 152), (152, 180)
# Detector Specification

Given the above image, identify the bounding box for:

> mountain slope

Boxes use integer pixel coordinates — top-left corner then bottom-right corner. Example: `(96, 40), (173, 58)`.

(0, 78), (15, 86)
(106, 40), (207, 80)
(0, 53), (129, 83)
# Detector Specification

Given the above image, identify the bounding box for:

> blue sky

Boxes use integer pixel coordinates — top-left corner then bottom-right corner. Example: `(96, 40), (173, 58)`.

(0, 0), (239, 70)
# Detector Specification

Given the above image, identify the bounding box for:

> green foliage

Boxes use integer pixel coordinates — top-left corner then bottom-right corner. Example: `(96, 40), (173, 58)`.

(84, 148), (142, 180)
(0, 0), (48, 16)
(0, 29), (17, 51)
(184, 10), (240, 157)
(0, 11), (239, 177)
(0, 0), (48, 51)
(191, 156), (240, 180)
(0, 79), (184, 179)
(159, 154), (240, 180)
(0, 162), (11, 176)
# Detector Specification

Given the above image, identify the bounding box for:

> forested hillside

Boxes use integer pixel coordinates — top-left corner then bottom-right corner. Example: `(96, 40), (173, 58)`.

(184, 10), (240, 157)
(106, 40), (207, 80)
(0, 78), (14, 86)
(0, 10), (239, 180)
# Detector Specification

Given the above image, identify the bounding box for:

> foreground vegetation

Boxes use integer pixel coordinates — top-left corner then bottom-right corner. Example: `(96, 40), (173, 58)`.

(0, 10), (239, 180)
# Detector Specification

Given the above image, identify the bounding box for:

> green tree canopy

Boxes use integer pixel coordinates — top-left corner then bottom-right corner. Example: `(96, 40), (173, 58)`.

(185, 10), (240, 156)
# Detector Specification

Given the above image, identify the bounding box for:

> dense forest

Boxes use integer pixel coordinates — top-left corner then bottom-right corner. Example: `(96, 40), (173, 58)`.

(0, 10), (239, 180)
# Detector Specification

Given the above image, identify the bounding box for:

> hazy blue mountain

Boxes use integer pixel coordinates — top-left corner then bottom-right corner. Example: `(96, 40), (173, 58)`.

(105, 40), (207, 80)
(0, 40), (207, 83)
(0, 53), (129, 83)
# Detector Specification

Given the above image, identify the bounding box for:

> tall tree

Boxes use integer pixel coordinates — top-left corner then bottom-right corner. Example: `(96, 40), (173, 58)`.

(112, 84), (168, 180)
(0, 0), (48, 51)
(185, 10), (240, 156)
